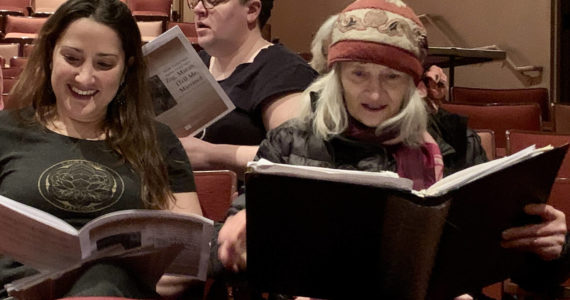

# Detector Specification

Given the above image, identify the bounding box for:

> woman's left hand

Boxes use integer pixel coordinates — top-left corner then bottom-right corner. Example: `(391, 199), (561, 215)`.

(501, 203), (567, 261)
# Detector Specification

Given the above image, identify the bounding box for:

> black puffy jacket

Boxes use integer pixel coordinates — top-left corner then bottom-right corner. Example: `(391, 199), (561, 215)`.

(256, 110), (487, 177)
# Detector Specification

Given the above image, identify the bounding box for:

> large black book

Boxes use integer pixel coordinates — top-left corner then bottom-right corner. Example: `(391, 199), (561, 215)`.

(245, 144), (568, 299)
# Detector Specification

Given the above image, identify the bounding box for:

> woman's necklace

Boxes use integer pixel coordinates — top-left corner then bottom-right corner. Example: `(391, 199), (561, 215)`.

(46, 120), (106, 141)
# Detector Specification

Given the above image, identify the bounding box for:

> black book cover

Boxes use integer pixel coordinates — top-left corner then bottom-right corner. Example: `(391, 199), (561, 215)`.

(246, 145), (567, 299)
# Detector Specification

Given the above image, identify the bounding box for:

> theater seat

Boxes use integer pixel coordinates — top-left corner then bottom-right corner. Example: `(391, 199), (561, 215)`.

(3, 15), (47, 53)
(22, 42), (33, 56)
(2, 66), (22, 78)
(3, 15), (46, 39)
(32, 0), (66, 17)
(129, 0), (172, 32)
(554, 103), (570, 134)
(194, 170), (237, 222)
(506, 130), (570, 178)
(9, 56), (27, 68)
(451, 86), (550, 122)
(0, 43), (20, 66)
(441, 102), (542, 157)
(0, 0), (32, 16)
(137, 21), (163, 43)
(3, 76), (17, 93)
(166, 21), (197, 44)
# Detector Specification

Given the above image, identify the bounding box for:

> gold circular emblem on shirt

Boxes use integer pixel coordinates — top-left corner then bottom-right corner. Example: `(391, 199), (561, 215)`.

(38, 160), (125, 213)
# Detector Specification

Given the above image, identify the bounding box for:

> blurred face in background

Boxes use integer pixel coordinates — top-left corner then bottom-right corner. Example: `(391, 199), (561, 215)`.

(191, 0), (254, 55)
(340, 62), (409, 128)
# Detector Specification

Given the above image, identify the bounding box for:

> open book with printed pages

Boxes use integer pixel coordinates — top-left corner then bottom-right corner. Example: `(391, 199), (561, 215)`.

(245, 144), (568, 300)
(142, 26), (235, 137)
(0, 196), (214, 298)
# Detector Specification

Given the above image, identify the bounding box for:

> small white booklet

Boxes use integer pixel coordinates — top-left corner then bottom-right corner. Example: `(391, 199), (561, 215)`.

(142, 26), (235, 137)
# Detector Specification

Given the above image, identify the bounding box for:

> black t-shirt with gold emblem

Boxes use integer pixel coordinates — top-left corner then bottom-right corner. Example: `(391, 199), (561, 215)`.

(0, 108), (196, 228)
(0, 108), (196, 293)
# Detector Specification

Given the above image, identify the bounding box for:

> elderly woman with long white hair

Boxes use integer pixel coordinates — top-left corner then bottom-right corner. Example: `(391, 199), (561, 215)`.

(215, 0), (569, 298)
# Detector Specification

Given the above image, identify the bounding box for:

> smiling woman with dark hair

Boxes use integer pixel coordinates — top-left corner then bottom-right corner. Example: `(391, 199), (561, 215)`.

(0, 0), (202, 298)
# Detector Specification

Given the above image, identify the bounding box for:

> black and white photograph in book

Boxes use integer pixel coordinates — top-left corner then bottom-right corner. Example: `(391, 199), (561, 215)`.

(148, 74), (177, 116)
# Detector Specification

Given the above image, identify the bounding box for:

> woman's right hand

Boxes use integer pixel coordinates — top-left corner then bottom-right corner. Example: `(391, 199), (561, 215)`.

(218, 209), (247, 272)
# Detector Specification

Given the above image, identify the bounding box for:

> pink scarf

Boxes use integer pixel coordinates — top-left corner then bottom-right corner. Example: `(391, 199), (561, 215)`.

(344, 116), (443, 189)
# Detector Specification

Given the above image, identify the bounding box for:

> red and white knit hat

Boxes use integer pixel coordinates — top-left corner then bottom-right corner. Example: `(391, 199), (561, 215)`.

(328, 0), (428, 84)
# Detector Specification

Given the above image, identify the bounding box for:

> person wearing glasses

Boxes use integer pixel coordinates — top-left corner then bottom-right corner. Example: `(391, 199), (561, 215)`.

(179, 0), (318, 179)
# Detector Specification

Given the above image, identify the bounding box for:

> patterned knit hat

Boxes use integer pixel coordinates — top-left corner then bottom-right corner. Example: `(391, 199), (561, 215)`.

(328, 0), (428, 84)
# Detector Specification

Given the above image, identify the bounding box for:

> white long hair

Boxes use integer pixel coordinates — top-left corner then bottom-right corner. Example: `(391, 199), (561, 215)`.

(309, 14), (338, 74)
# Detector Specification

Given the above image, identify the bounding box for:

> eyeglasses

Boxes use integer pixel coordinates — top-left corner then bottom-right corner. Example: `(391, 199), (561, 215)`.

(188, 0), (229, 9)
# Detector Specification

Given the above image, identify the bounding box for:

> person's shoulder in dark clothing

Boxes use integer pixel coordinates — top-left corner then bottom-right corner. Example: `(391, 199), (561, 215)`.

(428, 108), (488, 176)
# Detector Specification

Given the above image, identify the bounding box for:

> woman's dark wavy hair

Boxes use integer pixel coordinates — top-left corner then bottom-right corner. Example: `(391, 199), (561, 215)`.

(10, 0), (174, 209)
